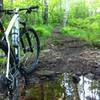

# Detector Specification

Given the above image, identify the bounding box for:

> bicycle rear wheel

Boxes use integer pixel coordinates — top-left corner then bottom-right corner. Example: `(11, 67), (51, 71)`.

(20, 28), (40, 74)
(0, 40), (15, 75)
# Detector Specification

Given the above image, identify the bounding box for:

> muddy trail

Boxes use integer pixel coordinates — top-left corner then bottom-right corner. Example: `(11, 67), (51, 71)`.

(26, 26), (100, 83)
(19, 27), (100, 100)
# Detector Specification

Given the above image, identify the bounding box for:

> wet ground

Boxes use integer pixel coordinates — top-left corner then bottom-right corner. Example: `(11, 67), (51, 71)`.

(38, 33), (100, 80)
(0, 26), (100, 99)
(23, 27), (100, 100)
(24, 72), (100, 100)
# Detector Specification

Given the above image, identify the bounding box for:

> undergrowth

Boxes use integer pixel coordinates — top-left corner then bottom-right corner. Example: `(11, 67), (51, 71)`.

(34, 24), (53, 37)
(60, 15), (100, 45)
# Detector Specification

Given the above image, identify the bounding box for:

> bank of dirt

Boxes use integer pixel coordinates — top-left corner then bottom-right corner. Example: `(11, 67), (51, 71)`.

(37, 34), (100, 80)
(22, 28), (100, 99)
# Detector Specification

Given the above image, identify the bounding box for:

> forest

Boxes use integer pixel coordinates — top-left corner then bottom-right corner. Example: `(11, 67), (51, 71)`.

(0, 0), (100, 100)
(1, 0), (100, 44)
(0, 0), (100, 44)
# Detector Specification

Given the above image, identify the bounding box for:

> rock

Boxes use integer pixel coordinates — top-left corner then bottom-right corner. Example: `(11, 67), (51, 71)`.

(36, 70), (55, 76)
(95, 67), (100, 75)
(72, 75), (80, 84)
(85, 73), (95, 80)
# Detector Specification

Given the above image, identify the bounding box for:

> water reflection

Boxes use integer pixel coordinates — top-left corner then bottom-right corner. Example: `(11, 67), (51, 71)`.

(25, 72), (100, 100)
(79, 75), (100, 100)
(62, 73), (100, 100)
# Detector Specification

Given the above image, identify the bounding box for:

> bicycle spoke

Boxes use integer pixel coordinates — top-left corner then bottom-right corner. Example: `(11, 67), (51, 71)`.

(20, 28), (40, 73)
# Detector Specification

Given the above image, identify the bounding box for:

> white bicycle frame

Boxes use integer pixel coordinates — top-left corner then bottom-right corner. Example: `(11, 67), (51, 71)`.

(4, 9), (20, 78)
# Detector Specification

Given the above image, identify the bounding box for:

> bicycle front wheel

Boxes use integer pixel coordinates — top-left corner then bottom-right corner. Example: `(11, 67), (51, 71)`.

(0, 40), (19, 100)
(20, 28), (40, 74)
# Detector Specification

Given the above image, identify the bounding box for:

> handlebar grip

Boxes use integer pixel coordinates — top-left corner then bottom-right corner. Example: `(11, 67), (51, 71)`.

(26, 6), (39, 13)
(0, 9), (14, 14)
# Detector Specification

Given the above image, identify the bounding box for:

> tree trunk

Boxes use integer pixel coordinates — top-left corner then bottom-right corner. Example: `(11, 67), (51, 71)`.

(63, 0), (70, 26)
(0, 0), (3, 18)
(56, 0), (59, 22)
(60, 0), (62, 23)
(43, 0), (48, 24)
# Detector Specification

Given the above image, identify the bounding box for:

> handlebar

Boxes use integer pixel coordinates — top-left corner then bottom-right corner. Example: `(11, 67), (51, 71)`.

(0, 5), (39, 14)
(19, 6), (39, 11)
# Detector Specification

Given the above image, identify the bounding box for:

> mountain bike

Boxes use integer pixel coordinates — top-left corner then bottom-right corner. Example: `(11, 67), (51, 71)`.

(0, 5), (40, 99)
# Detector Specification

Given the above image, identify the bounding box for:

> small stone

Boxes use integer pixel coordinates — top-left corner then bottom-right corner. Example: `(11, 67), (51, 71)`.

(42, 49), (51, 53)
(76, 72), (81, 76)
(95, 67), (100, 75)
(85, 73), (95, 80)
(36, 70), (55, 76)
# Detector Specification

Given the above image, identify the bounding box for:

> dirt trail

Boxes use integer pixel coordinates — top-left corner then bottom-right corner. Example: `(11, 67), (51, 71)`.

(27, 26), (100, 84)
(22, 26), (100, 99)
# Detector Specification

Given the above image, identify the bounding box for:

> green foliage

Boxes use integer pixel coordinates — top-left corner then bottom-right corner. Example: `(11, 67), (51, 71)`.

(3, 0), (100, 40)
(3, 0), (43, 25)
(70, 1), (89, 18)
(3, 0), (100, 25)
(4, 0), (40, 8)
(60, 25), (99, 43)
(90, 22), (99, 30)
(34, 24), (53, 37)
(68, 18), (87, 28)
(68, 16), (100, 31)
(62, 13), (100, 44)
(61, 13), (100, 44)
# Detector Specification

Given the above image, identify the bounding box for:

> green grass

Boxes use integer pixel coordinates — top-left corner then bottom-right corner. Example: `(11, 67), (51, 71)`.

(60, 25), (100, 43)
(34, 24), (53, 37)
(60, 15), (100, 45)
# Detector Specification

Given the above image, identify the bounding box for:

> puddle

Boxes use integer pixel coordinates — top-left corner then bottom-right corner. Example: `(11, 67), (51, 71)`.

(61, 73), (100, 100)
(25, 72), (100, 100)
(79, 75), (100, 100)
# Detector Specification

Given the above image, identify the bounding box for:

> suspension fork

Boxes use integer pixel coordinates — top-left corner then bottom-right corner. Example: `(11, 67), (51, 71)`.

(5, 13), (19, 78)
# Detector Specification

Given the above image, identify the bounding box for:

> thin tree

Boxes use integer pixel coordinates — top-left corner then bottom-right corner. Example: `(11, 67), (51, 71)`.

(63, 0), (70, 26)
(56, 0), (59, 22)
(0, 0), (3, 18)
(60, 0), (62, 23)
(43, 0), (48, 24)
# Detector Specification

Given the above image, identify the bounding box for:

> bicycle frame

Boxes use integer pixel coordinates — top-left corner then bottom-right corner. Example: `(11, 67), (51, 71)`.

(0, 6), (39, 99)
(5, 9), (20, 78)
